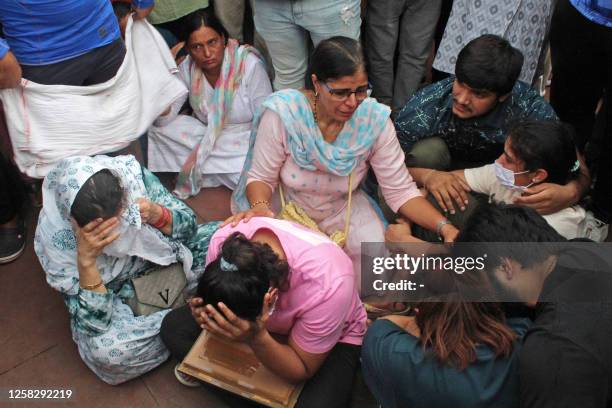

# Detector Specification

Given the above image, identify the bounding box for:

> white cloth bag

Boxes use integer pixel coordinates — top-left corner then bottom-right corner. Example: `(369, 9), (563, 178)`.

(0, 17), (187, 178)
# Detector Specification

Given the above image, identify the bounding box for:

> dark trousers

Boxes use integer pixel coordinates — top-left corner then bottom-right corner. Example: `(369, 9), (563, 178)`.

(549, 0), (612, 219)
(0, 152), (25, 224)
(160, 305), (361, 408)
(20, 38), (126, 86)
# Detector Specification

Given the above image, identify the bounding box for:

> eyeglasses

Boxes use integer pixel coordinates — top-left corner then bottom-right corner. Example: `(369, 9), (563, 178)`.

(321, 82), (372, 101)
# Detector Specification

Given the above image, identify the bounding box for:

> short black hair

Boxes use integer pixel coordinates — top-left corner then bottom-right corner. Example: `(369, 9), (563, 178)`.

(455, 34), (524, 96)
(181, 8), (229, 45)
(455, 202), (565, 271)
(304, 36), (366, 90)
(70, 169), (125, 227)
(197, 232), (289, 322)
(508, 120), (579, 185)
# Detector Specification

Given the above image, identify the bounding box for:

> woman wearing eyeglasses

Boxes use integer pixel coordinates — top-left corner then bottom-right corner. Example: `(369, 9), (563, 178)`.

(229, 36), (458, 294)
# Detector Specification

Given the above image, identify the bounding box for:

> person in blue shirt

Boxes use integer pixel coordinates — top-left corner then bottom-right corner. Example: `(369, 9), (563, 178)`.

(362, 299), (530, 408)
(0, 0), (154, 86)
(0, 1), (154, 264)
(549, 0), (612, 224)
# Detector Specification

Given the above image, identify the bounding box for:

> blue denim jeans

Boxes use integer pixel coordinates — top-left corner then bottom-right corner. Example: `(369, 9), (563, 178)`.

(253, 0), (361, 90)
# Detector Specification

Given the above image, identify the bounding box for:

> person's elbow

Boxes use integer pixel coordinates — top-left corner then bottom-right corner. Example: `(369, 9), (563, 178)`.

(0, 52), (22, 89)
(284, 364), (316, 384)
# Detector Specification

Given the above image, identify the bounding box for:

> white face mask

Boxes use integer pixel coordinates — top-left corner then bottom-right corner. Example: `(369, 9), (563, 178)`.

(494, 161), (533, 192)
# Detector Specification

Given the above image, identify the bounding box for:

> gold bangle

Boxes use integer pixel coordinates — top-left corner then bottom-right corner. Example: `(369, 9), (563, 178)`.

(81, 280), (104, 290)
(250, 200), (270, 209)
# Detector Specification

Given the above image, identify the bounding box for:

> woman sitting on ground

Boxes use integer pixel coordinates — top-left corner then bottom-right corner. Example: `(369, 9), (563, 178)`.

(362, 297), (529, 408)
(148, 8), (272, 195)
(160, 217), (366, 407)
(228, 36), (458, 290)
(34, 155), (219, 385)
(405, 120), (607, 241)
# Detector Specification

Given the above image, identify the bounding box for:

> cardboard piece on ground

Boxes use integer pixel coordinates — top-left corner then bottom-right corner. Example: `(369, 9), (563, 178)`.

(179, 331), (303, 408)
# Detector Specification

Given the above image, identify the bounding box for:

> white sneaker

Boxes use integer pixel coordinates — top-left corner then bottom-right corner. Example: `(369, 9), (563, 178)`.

(174, 364), (201, 388)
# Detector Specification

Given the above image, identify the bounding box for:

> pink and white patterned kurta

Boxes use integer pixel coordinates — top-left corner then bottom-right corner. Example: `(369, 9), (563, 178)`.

(246, 110), (421, 288)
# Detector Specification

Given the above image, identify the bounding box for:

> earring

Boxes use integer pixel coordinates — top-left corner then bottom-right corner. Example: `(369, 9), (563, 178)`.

(314, 90), (319, 97)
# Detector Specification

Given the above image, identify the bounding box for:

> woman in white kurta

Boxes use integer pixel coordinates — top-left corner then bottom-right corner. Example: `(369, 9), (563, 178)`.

(148, 8), (272, 195)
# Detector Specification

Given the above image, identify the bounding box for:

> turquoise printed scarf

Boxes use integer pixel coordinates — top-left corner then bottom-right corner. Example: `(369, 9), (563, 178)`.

(232, 89), (390, 212)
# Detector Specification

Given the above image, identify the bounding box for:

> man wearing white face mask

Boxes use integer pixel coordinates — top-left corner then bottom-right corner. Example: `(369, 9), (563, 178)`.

(405, 120), (607, 242)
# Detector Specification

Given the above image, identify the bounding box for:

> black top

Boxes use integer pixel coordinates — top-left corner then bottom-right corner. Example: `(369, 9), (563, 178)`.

(520, 249), (612, 408)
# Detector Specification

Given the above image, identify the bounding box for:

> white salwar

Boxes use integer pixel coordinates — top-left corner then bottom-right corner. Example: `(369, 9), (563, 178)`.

(147, 53), (272, 190)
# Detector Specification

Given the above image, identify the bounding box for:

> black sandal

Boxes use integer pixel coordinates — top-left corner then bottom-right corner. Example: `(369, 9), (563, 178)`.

(0, 218), (26, 264)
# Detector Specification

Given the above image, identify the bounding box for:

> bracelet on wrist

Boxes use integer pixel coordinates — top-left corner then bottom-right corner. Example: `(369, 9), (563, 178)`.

(152, 205), (171, 229)
(250, 200), (270, 210)
(81, 280), (104, 291)
(436, 219), (453, 240)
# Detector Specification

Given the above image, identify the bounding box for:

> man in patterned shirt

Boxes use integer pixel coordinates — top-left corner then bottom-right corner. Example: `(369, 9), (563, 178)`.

(393, 34), (590, 218)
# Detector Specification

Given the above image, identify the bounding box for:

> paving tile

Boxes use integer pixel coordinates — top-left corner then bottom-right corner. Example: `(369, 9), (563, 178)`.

(154, 173), (233, 223)
(0, 341), (157, 408)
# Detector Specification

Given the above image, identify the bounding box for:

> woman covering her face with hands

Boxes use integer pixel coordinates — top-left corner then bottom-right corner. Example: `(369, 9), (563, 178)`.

(34, 155), (219, 385)
(161, 217), (366, 407)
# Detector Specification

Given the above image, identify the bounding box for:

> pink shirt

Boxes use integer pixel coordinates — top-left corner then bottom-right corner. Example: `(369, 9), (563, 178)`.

(246, 110), (421, 221)
(205, 217), (367, 353)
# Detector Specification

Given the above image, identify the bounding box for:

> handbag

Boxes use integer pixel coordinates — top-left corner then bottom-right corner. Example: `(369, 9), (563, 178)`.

(278, 173), (353, 247)
(126, 263), (187, 316)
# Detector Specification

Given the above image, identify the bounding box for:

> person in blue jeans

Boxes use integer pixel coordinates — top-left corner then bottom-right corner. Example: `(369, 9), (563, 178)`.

(362, 299), (529, 408)
(253, 0), (361, 90)
(365, 0), (442, 114)
(0, 0), (154, 86)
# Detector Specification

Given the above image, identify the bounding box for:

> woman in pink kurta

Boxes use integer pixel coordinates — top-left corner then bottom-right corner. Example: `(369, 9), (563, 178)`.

(230, 37), (458, 290)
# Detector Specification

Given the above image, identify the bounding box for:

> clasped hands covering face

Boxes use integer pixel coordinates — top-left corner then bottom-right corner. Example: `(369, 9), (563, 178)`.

(188, 291), (278, 343)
